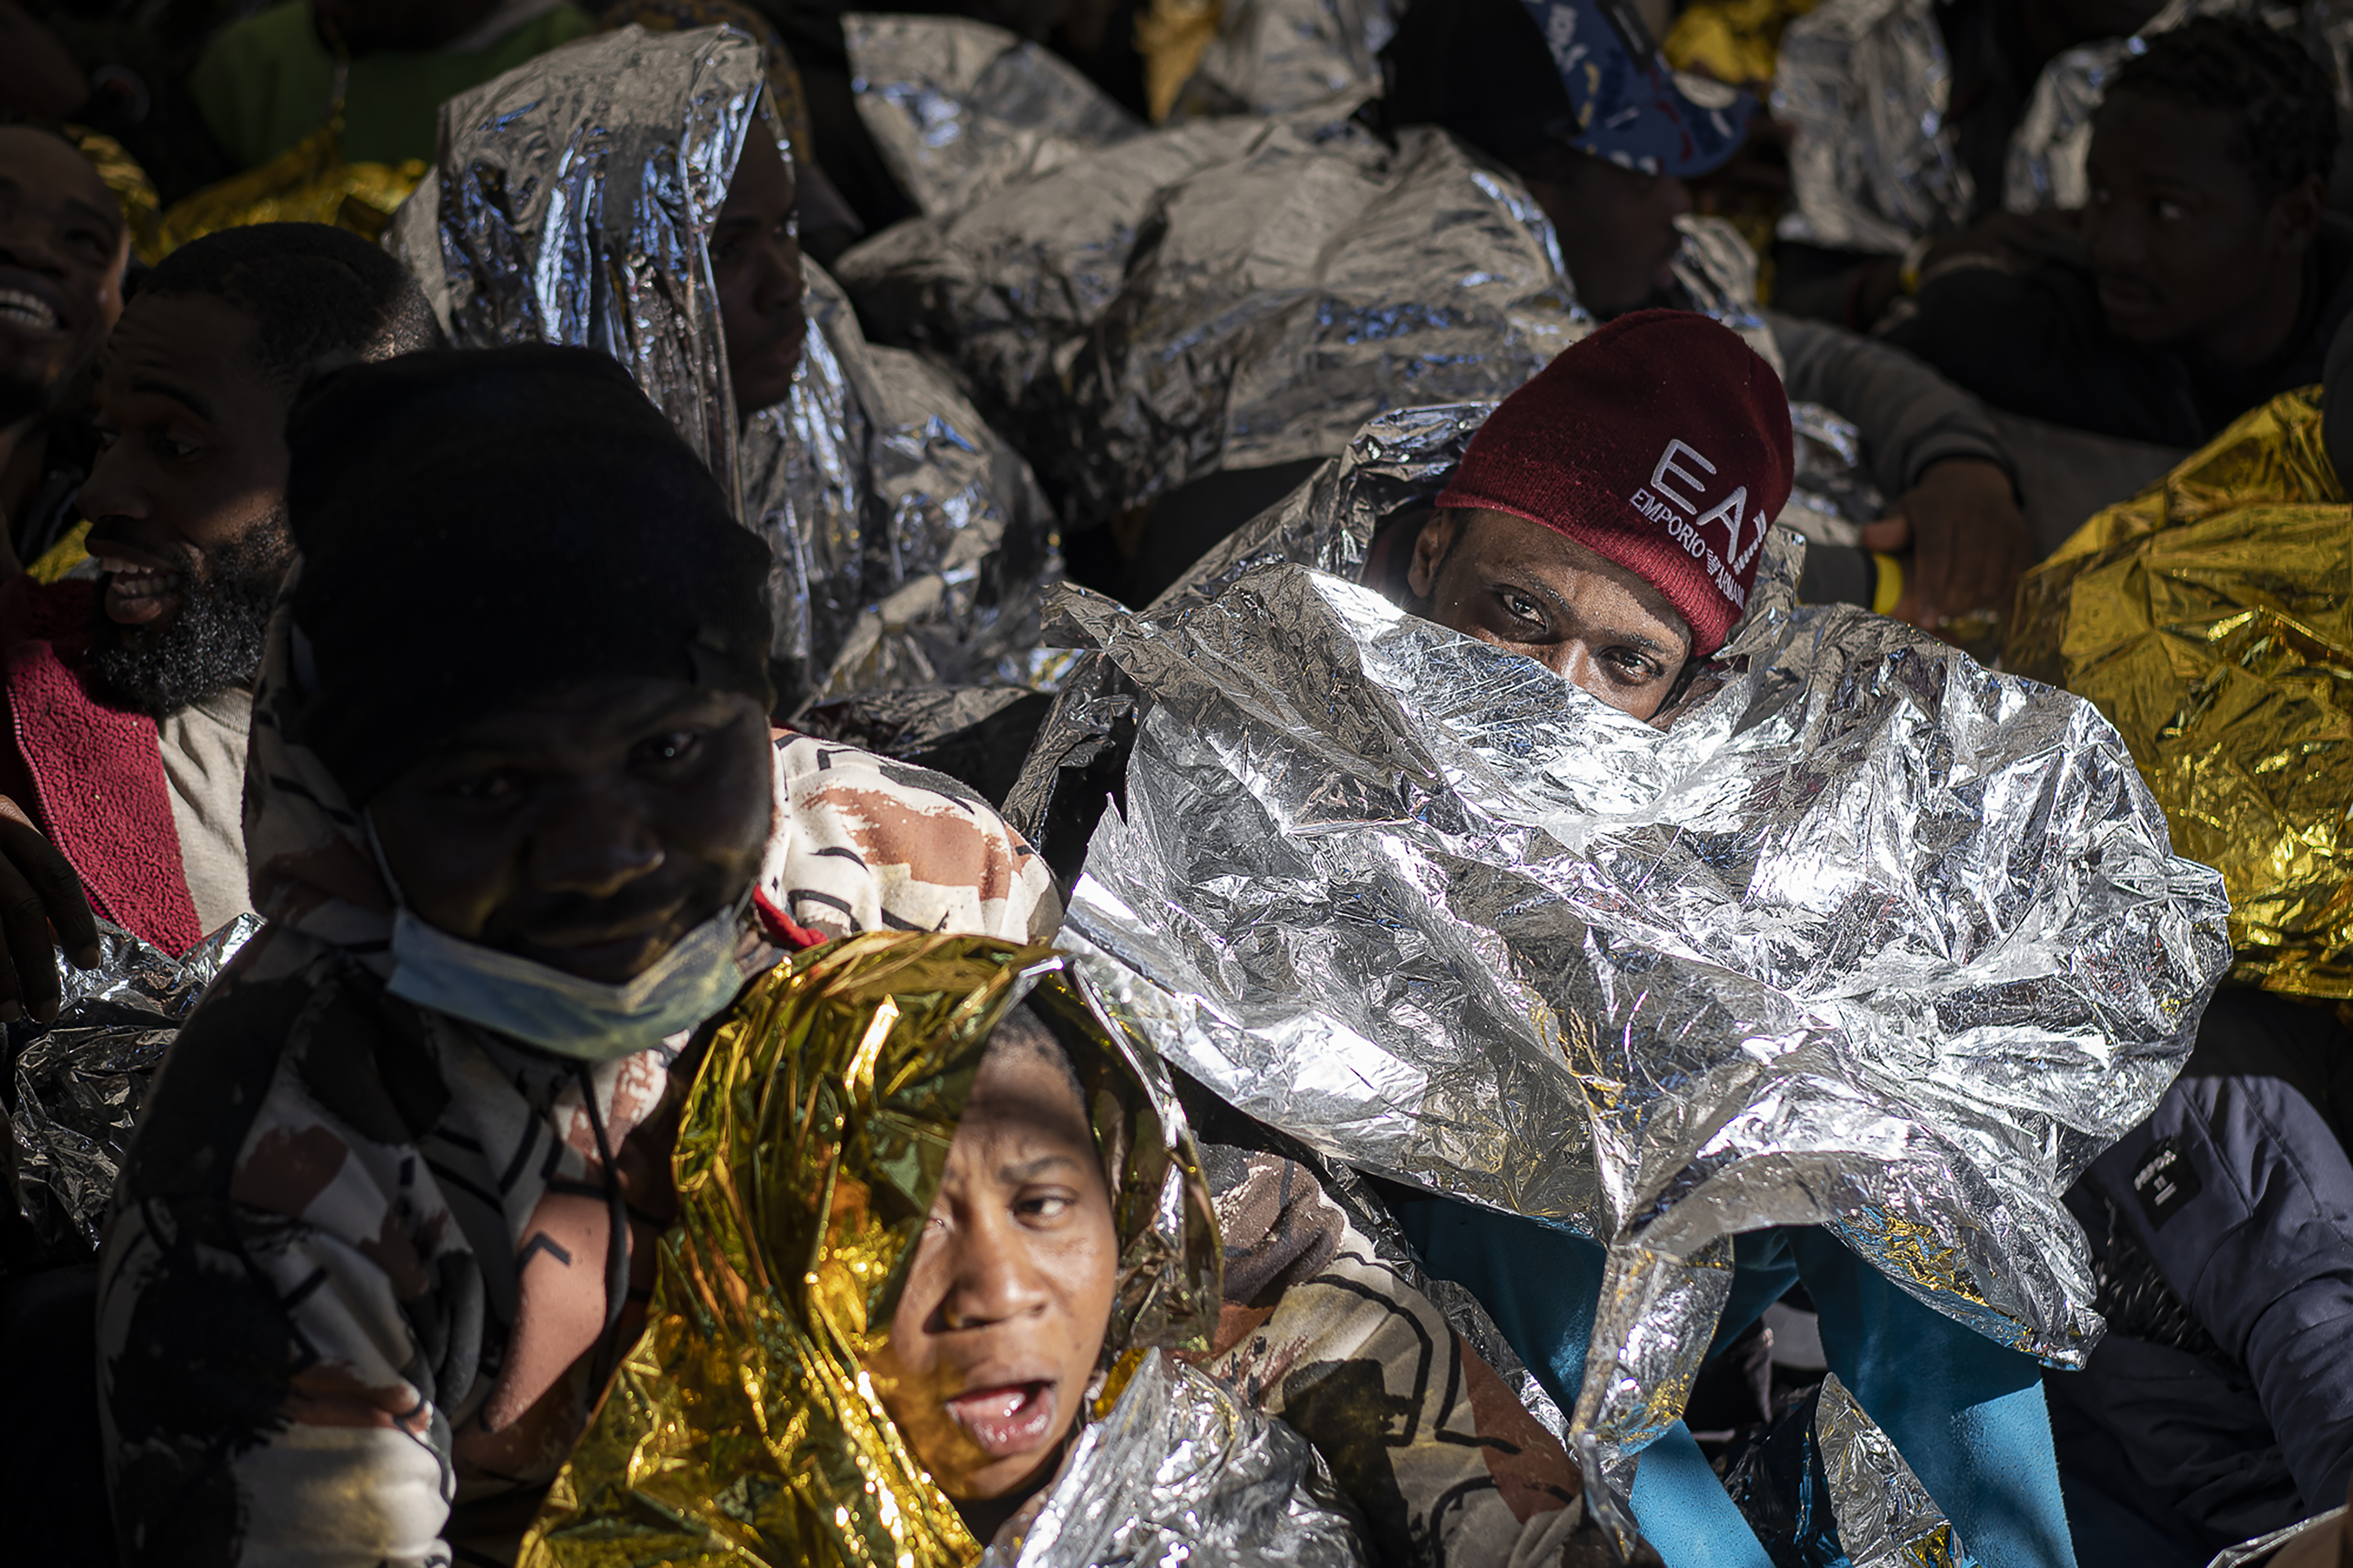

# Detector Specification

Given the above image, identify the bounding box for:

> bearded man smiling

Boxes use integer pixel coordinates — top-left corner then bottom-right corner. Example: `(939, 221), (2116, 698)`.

(0, 221), (438, 954)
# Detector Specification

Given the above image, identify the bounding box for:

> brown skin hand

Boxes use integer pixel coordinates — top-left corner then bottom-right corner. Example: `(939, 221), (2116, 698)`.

(861, 1035), (1119, 1536)
(713, 125), (805, 417)
(0, 125), (128, 567)
(368, 678), (774, 985)
(1407, 507), (1693, 721)
(80, 294), (292, 645)
(1517, 149), (1693, 319)
(2085, 93), (2322, 365)
(1857, 456), (2031, 626)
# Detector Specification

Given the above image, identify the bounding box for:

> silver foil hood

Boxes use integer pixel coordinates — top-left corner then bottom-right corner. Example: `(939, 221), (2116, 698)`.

(391, 23), (1064, 706)
(1010, 405), (2230, 1479)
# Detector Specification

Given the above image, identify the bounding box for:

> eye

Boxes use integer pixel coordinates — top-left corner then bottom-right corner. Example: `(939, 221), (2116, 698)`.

(1604, 647), (1661, 681)
(444, 770), (522, 804)
(1016, 1191), (1074, 1223)
(153, 434), (199, 461)
(2155, 198), (2186, 222)
(1497, 588), (1544, 627)
(633, 729), (703, 767)
(67, 225), (112, 265)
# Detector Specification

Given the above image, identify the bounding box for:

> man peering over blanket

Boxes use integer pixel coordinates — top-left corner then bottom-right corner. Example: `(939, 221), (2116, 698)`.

(96, 346), (1059, 1568)
(1369, 308), (2085, 1566)
(1015, 307), (2228, 1568)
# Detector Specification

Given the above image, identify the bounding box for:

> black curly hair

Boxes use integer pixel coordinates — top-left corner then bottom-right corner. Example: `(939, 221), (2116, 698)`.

(136, 222), (442, 391)
(2104, 15), (2339, 199)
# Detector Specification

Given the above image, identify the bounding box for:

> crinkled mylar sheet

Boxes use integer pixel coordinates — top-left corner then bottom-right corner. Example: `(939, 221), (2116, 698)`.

(10, 916), (260, 1253)
(839, 16), (1876, 547)
(2009, 387), (2353, 1000)
(1009, 403), (2231, 1492)
(389, 22), (1066, 708)
(1772, 0), (1976, 254)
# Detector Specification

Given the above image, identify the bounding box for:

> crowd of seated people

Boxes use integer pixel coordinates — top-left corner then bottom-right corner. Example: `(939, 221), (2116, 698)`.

(0, 0), (2350, 1564)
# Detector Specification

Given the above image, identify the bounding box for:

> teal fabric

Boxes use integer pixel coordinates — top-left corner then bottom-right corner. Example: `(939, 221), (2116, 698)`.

(1390, 1198), (2078, 1568)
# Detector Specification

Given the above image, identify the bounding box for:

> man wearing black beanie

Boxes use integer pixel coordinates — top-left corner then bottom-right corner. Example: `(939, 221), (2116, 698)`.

(95, 345), (1059, 1568)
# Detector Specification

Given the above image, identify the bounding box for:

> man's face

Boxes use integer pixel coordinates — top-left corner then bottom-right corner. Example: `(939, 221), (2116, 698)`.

(1407, 508), (1692, 719)
(309, 0), (498, 53)
(862, 1027), (1118, 1503)
(2084, 93), (2317, 349)
(80, 293), (296, 714)
(713, 127), (805, 417)
(367, 678), (774, 983)
(1520, 151), (1693, 319)
(0, 127), (128, 429)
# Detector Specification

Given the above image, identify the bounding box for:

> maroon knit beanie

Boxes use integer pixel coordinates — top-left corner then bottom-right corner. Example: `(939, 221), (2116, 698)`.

(1435, 309), (1793, 657)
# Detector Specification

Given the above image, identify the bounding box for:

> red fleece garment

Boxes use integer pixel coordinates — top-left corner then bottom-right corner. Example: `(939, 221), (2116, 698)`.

(1437, 309), (1794, 656)
(0, 576), (203, 954)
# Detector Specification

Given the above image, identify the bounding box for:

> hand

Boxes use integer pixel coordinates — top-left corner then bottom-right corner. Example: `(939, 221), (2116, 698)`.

(1860, 457), (2033, 627)
(0, 796), (100, 1023)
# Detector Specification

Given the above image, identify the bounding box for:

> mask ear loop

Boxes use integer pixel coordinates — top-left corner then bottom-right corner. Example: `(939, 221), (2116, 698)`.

(359, 808), (411, 912)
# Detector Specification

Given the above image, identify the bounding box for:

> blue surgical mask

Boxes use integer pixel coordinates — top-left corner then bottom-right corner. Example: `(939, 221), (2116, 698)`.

(384, 899), (750, 1061)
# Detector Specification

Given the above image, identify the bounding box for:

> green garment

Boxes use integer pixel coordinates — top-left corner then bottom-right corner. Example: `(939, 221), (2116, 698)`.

(188, 1), (596, 171)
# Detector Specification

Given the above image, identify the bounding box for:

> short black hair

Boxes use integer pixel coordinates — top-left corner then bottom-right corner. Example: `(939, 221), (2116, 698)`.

(2105, 16), (2339, 199)
(137, 223), (442, 390)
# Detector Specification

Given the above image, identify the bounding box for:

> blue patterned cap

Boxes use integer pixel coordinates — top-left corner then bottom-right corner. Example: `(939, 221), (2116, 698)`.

(1519, 0), (1754, 177)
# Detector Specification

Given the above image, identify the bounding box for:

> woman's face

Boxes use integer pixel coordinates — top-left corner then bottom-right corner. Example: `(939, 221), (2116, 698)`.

(862, 1023), (1120, 1502)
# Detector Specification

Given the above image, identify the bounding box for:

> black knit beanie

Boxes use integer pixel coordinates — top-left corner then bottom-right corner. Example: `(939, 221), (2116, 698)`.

(286, 344), (775, 803)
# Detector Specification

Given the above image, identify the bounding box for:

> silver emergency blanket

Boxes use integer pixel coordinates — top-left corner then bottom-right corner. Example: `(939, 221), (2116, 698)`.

(1721, 1374), (1964, 1567)
(2003, 0), (2249, 214)
(836, 84), (1587, 526)
(10, 916), (260, 1252)
(1813, 1377), (1964, 1568)
(1009, 403), (2232, 1483)
(983, 1348), (1369, 1568)
(1774, 0), (1975, 255)
(840, 19), (1883, 551)
(1165, 0), (1398, 120)
(389, 24), (1062, 705)
(844, 14), (1142, 219)
(2207, 1508), (2350, 1568)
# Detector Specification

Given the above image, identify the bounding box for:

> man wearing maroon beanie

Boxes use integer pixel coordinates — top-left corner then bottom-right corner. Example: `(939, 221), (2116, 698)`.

(1380, 311), (2082, 1568)
(1402, 310), (1791, 720)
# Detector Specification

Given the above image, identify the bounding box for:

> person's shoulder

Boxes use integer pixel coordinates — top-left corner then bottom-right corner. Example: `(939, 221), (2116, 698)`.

(768, 731), (1059, 940)
(116, 927), (412, 1208)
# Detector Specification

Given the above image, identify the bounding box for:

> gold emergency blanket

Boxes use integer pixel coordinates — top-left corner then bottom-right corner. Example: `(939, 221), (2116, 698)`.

(151, 118), (422, 257)
(523, 933), (1235, 1568)
(2007, 387), (2353, 999)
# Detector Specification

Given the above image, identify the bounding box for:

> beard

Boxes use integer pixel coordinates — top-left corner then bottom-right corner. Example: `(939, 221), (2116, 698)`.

(85, 519), (292, 718)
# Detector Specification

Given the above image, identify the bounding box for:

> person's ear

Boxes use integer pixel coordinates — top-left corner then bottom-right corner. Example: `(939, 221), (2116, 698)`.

(1407, 510), (1460, 600)
(2274, 172), (2326, 256)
